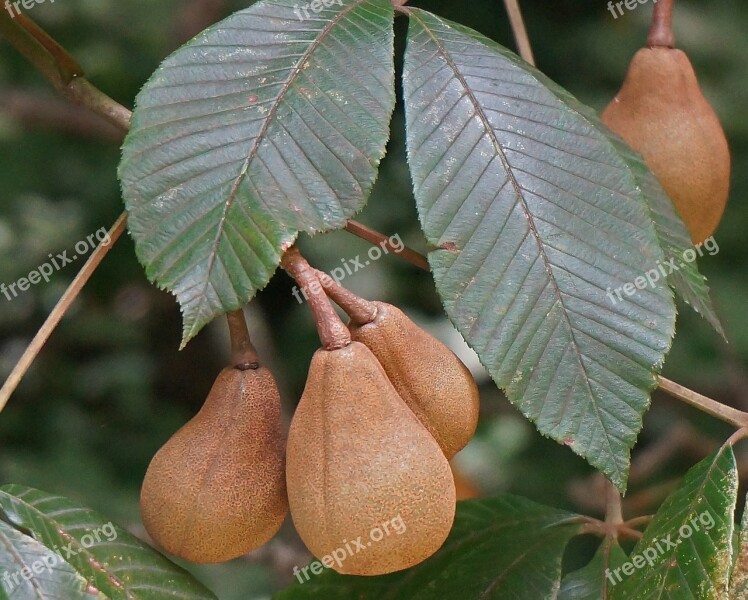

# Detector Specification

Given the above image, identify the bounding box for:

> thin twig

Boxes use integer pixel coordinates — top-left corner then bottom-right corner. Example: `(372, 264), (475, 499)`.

(657, 376), (748, 428)
(604, 480), (624, 528)
(344, 220), (430, 272)
(623, 515), (653, 530)
(723, 427), (748, 449)
(226, 310), (259, 369)
(0, 10), (131, 131)
(12, 12), (83, 81)
(0, 213), (127, 411)
(502, 0), (535, 66)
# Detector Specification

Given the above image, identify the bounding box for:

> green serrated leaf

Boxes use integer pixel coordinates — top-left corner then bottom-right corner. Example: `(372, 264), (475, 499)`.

(559, 539), (628, 600)
(273, 495), (583, 600)
(0, 484), (217, 600)
(402, 8), (678, 490)
(611, 447), (737, 599)
(634, 163), (726, 339)
(119, 0), (396, 346)
(0, 520), (108, 600)
(728, 491), (748, 599)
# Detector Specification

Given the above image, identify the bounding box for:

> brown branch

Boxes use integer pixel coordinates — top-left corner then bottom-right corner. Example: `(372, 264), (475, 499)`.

(281, 248), (350, 350)
(604, 479), (624, 528)
(0, 10), (131, 131)
(657, 376), (748, 428)
(0, 213), (127, 412)
(502, 0), (535, 66)
(12, 12), (83, 81)
(344, 220), (430, 272)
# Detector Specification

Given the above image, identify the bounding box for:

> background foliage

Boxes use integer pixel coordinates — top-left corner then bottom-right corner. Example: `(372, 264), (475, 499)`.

(0, 0), (746, 597)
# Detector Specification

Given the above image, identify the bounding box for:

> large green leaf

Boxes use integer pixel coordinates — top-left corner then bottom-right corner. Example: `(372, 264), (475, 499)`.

(559, 539), (628, 600)
(273, 495), (583, 600)
(0, 519), (107, 600)
(402, 8), (679, 490)
(119, 0), (396, 346)
(0, 485), (217, 599)
(610, 447), (737, 599)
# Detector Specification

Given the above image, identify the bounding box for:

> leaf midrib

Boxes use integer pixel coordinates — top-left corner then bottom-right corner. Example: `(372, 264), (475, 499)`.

(191, 0), (373, 335)
(409, 9), (622, 481)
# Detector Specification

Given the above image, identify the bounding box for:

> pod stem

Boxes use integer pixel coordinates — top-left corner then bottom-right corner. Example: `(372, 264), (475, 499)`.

(281, 247), (351, 350)
(226, 310), (260, 370)
(647, 0), (675, 49)
(314, 270), (378, 326)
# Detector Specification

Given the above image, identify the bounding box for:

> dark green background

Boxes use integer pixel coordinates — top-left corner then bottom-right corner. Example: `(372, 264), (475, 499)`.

(1, 1), (746, 597)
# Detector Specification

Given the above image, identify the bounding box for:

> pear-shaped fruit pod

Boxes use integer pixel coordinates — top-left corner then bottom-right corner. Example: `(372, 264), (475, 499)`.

(286, 341), (455, 576)
(602, 47), (730, 244)
(349, 302), (479, 459)
(140, 365), (288, 563)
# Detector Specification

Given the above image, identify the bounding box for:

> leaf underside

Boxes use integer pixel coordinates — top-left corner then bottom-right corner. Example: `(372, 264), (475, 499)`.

(0, 519), (106, 600)
(119, 0), (396, 346)
(402, 8), (680, 490)
(559, 539), (628, 600)
(0, 484), (217, 599)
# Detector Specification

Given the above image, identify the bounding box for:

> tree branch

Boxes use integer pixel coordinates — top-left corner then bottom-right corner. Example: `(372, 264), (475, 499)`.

(0, 213), (127, 411)
(0, 10), (131, 131)
(344, 220), (430, 272)
(502, 0), (535, 66)
(657, 376), (748, 428)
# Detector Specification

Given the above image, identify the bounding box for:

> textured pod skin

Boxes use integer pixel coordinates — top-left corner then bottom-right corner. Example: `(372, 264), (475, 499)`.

(602, 48), (730, 244)
(349, 302), (479, 459)
(286, 342), (455, 576)
(140, 366), (288, 563)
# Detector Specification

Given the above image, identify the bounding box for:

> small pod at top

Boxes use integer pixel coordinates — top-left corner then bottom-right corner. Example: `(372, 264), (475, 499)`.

(140, 365), (288, 563)
(349, 302), (479, 459)
(602, 47), (730, 244)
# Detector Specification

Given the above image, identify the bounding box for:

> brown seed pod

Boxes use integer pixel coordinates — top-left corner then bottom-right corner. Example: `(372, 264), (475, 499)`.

(140, 365), (288, 563)
(348, 302), (480, 459)
(286, 341), (456, 576)
(601, 47), (730, 244)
